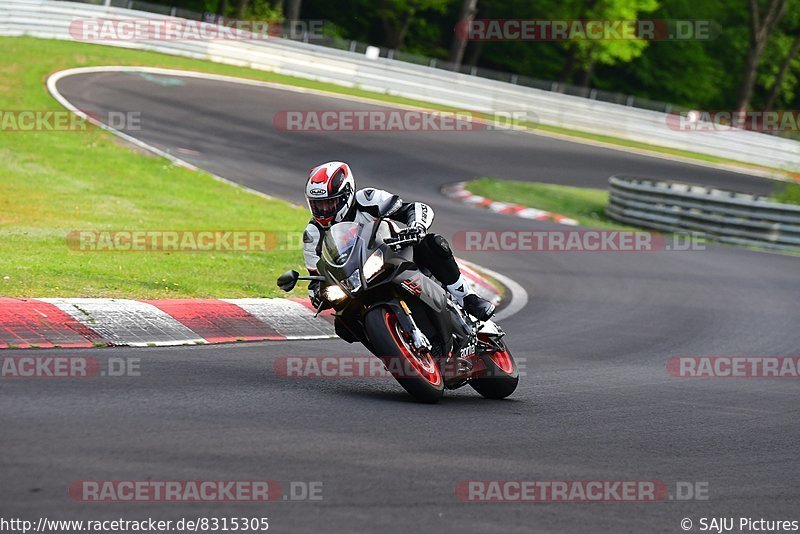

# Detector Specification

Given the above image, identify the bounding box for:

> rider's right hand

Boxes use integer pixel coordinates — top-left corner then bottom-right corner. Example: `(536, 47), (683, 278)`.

(309, 280), (324, 309)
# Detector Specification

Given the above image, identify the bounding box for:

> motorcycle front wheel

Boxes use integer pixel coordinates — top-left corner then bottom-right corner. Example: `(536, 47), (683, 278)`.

(364, 306), (444, 404)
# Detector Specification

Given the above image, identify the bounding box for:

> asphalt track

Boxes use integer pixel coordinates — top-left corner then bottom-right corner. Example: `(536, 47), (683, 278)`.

(2, 70), (798, 533)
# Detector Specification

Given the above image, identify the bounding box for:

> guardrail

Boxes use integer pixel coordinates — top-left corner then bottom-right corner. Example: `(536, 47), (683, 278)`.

(49, 0), (691, 116)
(606, 176), (800, 251)
(3, 0), (800, 173)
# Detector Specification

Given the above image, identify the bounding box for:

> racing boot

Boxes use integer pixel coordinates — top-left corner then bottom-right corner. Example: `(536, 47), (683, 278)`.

(446, 274), (495, 321)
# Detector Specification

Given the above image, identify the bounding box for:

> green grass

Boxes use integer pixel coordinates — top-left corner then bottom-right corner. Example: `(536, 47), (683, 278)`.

(465, 178), (632, 230)
(0, 37), (315, 298)
(771, 182), (800, 205)
(533, 124), (736, 166)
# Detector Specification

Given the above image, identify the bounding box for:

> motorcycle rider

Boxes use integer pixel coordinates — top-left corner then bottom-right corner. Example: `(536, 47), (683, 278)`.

(302, 161), (495, 321)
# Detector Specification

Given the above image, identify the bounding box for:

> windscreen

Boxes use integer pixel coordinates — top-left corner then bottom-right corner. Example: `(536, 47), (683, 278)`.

(321, 222), (361, 267)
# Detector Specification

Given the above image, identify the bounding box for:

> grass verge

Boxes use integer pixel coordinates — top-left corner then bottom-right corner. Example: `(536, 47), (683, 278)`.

(771, 183), (800, 205)
(0, 37), (315, 298)
(465, 178), (632, 230)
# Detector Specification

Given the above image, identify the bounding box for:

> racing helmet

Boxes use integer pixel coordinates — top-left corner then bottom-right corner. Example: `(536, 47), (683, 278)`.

(305, 161), (355, 228)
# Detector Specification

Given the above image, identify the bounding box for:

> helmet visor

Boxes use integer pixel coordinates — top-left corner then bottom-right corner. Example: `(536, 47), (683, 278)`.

(308, 192), (348, 222)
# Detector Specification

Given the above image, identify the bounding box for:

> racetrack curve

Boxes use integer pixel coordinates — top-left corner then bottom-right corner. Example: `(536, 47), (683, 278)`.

(2, 70), (798, 533)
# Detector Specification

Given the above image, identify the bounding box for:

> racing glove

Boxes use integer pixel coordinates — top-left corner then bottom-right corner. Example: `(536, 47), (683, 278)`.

(398, 223), (426, 245)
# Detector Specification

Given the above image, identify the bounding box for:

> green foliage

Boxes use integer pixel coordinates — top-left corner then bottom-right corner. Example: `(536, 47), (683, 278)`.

(755, 6), (800, 108)
(308, 0), (800, 110)
(244, 0), (283, 21)
(0, 37), (314, 298)
(304, 0), (454, 53)
(571, 0), (660, 69)
(594, 0), (737, 107)
(772, 182), (800, 205)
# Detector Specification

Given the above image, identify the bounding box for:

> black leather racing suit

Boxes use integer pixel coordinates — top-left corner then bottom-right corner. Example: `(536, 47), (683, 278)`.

(302, 187), (459, 290)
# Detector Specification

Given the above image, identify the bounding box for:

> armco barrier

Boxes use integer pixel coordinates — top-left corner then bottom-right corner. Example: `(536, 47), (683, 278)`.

(2, 0), (800, 172)
(606, 176), (800, 251)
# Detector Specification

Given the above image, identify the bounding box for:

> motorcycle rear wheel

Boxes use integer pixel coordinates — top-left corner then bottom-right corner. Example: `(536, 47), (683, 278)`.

(469, 336), (519, 399)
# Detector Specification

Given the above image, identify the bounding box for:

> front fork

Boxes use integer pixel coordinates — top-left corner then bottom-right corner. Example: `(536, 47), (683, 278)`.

(393, 300), (472, 386)
(396, 300), (432, 352)
(371, 299), (432, 353)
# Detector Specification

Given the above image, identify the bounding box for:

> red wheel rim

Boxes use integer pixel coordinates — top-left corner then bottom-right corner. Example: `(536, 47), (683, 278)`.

(479, 334), (515, 374)
(384, 311), (442, 387)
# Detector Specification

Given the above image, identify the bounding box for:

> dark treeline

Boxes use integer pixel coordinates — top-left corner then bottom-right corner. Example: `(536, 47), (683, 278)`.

(158, 0), (800, 111)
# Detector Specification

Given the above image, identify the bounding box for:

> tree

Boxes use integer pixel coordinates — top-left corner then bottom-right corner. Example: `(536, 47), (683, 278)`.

(763, 6), (800, 109)
(475, 0), (582, 82)
(448, 0), (478, 69)
(765, 32), (800, 108)
(377, 0), (450, 50)
(557, 0), (598, 85)
(567, 0), (660, 88)
(235, 0), (249, 19)
(736, 0), (787, 112)
(285, 0), (301, 21)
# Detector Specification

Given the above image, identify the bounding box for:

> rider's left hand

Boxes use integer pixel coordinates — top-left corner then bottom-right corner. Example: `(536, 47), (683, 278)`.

(399, 223), (426, 245)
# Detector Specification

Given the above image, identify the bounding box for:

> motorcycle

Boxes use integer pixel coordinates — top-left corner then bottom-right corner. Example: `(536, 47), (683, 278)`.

(277, 200), (518, 403)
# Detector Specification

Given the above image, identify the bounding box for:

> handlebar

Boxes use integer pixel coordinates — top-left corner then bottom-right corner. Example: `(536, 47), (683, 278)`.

(384, 235), (418, 249)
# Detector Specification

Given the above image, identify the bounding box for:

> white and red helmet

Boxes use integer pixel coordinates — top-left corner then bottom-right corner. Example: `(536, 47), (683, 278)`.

(305, 161), (355, 228)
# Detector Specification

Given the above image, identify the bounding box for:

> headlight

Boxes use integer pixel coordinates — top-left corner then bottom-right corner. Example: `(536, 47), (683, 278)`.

(323, 285), (347, 303)
(363, 250), (384, 280)
(341, 269), (362, 294)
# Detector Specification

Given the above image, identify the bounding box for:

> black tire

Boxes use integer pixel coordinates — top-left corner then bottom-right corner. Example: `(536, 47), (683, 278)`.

(470, 338), (519, 399)
(364, 306), (444, 404)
